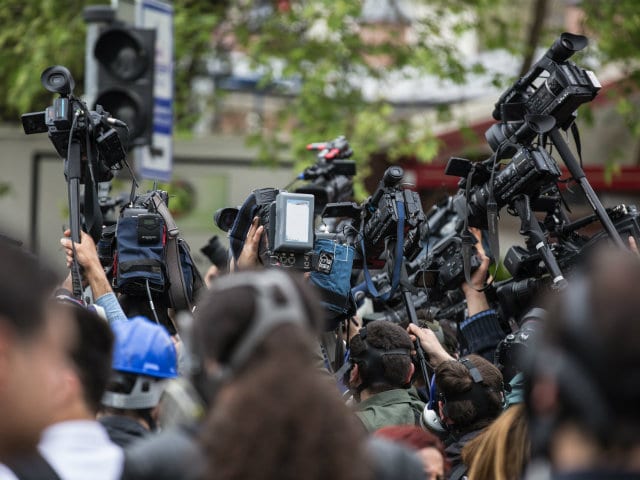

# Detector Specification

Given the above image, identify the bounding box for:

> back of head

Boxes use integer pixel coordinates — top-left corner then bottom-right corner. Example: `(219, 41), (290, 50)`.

(102, 317), (177, 411)
(0, 238), (58, 339)
(195, 270), (371, 480)
(527, 247), (640, 453)
(463, 404), (530, 480)
(64, 303), (114, 414)
(349, 320), (413, 393)
(436, 354), (504, 433)
(193, 269), (323, 376)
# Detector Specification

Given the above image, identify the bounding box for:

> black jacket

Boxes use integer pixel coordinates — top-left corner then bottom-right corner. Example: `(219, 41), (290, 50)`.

(444, 429), (483, 479)
(99, 415), (149, 448)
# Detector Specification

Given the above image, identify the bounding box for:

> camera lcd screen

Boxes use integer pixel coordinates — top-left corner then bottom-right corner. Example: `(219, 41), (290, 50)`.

(285, 199), (311, 243)
(273, 192), (315, 252)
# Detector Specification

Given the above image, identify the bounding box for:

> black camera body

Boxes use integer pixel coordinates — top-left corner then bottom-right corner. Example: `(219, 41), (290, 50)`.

(22, 66), (126, 183)
(361, 167), (425, 267)
(417, 236), (483, 297)
(295, 136), (356, 215)
(448, 145), (562, 229)
(486, 33), (600, 156)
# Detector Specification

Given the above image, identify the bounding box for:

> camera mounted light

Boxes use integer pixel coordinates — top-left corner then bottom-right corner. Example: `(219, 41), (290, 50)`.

(41, 65), (75, 96)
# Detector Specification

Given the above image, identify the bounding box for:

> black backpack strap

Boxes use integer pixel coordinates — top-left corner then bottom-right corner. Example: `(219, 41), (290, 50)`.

(149, 192), (191, 312)
(449, 463), (468, 480)
(5, 451), (62, 480)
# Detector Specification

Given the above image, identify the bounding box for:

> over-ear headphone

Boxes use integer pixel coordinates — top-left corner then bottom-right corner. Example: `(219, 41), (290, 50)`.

(348, 326), (412, 390)
(421, 356), (503, 435)
(198, 270), (309, 399)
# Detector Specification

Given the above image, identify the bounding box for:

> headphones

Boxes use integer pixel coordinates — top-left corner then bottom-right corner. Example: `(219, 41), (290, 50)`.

(421, 356), (504, 435)
(343, 326), (412, 394)
(198, 270), (309, 399)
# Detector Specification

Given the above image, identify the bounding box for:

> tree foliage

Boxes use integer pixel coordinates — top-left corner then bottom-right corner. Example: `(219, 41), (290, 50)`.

(2, 0), (638, 184)
(582, 0), (640, 139)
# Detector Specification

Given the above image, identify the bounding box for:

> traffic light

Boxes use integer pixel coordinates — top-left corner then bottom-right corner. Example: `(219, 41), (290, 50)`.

(94, 25), (156, 150)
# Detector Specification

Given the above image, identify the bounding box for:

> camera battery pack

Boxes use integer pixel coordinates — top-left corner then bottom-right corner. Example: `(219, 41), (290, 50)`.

(137, 213), (164, 244)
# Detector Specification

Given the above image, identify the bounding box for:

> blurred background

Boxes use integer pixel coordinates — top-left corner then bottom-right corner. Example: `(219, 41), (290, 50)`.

(0, 0), (639, 274)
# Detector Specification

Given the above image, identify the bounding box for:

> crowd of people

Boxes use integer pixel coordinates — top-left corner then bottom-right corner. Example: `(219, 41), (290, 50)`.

(0, 211), (639, 480)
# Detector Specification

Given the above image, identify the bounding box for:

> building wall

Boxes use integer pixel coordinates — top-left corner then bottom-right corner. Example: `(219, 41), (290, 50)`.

(0, 125), (294, 274)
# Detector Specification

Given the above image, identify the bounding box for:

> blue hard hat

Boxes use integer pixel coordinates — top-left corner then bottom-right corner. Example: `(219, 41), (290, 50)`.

(111, 316), (178, 379)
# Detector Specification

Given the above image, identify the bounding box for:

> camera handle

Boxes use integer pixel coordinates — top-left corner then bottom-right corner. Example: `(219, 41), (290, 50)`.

(65, 135), (84, 299)
(398, 260), (433, 402)
(548, 128), (626, 249)
(511, 194), (567, 290)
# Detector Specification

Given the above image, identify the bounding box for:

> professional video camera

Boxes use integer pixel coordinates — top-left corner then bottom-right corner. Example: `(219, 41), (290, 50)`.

(485, 32), (601, 157)
(22, 66), (127, 180)
(325, 166), (426, 269)
(294, 135), (356, 214)
(21, 65), (128, 298)
(446, 143), (562, 229)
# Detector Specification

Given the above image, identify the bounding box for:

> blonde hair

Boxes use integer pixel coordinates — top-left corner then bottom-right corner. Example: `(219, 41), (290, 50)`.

(462, 404), (530, 480)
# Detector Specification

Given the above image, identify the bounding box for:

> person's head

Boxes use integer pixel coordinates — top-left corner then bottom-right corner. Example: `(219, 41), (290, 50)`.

(375, 425), (450, 480)
(0, 240), (73, 459)
(195, 270), (371, 480)
(462, 404), (530, 480)
(348, 320), (414, 397)
(192, 269), (323, 397)
(526, 248), (640, 470)
(435, 354), (504, 434)
(101, 316), (177, 429)
(54, 299), (114, 419)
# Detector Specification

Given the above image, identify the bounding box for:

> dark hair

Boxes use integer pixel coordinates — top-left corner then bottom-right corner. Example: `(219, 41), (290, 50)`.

(349, 320), (413, 393)
(65, 305), (114, 414)
(436, 354), (503, 433)
(193, 271), (323, 367)
(532, 247), (640, 448)
(195, 271), (371, 480)
(375, 425), (451, 475)
(0, 239), (58, 339)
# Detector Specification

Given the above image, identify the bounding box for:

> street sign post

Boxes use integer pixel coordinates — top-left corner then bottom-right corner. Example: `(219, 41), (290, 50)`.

(136, 0), (174, 181)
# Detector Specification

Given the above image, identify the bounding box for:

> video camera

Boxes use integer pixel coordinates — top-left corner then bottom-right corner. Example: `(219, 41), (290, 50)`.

(294, 135), (356, 214)
(446, 144), (562, 229)
(485, 32), (601, 157)
(254, 188), (320, 270)
(324, 166), (425, 268)
(22, 65), (127, 182)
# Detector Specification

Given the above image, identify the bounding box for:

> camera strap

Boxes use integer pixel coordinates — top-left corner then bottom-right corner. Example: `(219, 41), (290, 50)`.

(149, 192), (199, 312)
(361, 199), (405, 301)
